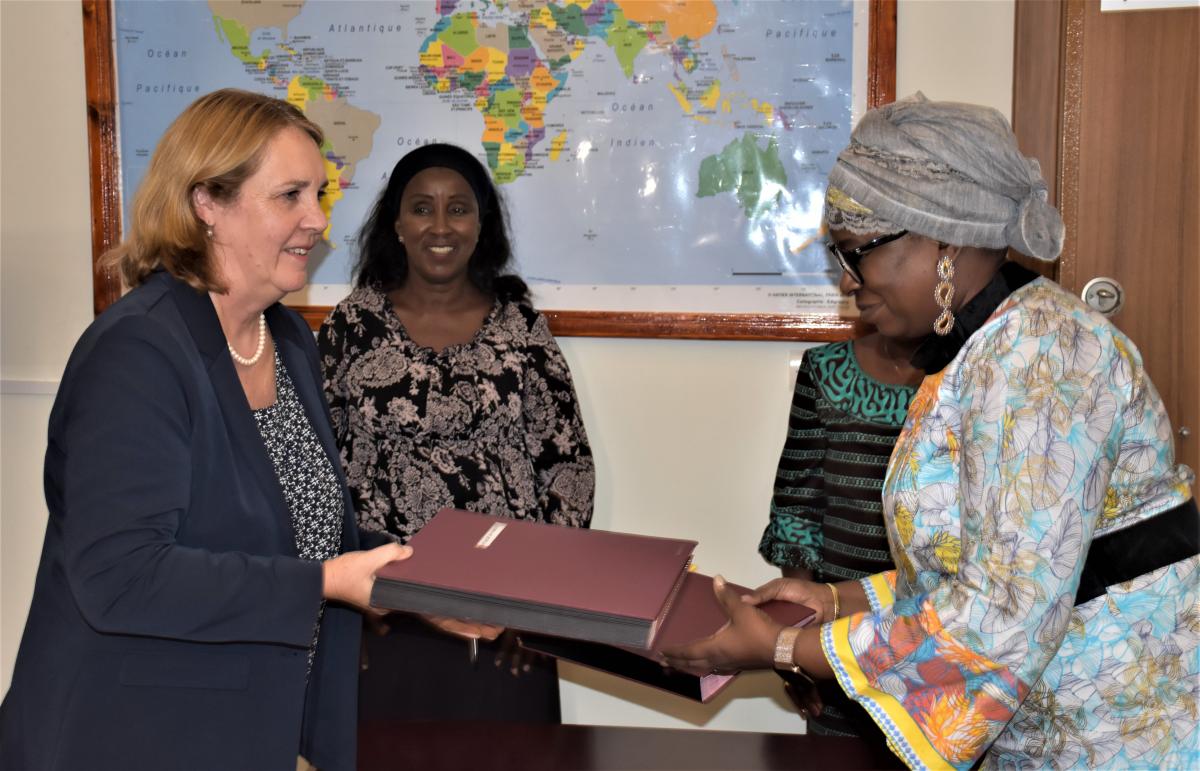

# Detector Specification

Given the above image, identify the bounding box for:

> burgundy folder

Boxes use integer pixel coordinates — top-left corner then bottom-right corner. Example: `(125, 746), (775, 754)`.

(519, 572), (816, 702)
(369, 509), (697, 648)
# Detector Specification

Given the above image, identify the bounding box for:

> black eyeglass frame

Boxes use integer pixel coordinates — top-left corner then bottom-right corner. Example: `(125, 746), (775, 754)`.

(826, 230), (908, 284)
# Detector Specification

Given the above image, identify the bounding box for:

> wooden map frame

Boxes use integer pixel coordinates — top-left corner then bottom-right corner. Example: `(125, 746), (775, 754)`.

(82, 0), (895, 340)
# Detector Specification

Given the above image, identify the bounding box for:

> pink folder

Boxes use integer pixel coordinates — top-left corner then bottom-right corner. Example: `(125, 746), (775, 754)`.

(520, 572), (816, 702)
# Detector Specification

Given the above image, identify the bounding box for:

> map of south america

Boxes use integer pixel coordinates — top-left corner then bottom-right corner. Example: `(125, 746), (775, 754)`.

(210, 0), (382, 246)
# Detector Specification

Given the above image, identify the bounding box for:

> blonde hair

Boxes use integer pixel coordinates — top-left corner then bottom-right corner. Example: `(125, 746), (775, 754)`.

(104, 89), (324, 292)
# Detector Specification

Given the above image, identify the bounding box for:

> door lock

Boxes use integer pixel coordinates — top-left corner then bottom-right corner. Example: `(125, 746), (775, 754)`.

(1081, 277), (1125, 317)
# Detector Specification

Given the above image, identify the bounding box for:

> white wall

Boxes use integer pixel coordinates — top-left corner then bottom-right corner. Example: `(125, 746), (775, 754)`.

(0, 0), (1015, 731)
(896, 0), (1016, 110)
(0, 0), (96, 692)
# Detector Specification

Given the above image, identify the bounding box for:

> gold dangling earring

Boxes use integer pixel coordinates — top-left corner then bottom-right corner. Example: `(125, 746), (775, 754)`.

(933, 252), (955, 336)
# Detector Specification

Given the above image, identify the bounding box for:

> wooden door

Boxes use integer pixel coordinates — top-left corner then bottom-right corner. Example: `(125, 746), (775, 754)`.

(1013, 0), (1199, 474)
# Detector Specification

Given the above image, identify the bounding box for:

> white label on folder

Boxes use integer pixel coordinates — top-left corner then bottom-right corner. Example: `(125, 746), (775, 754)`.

(475, 522), (506, 549)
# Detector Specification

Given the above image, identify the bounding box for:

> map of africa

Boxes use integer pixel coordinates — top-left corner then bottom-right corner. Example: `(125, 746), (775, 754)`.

(115, 0), (858, 313)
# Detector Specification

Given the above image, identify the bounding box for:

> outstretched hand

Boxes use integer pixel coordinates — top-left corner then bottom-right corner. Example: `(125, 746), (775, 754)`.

(660, 575), (783, 676)
(322, 542), (412, 615)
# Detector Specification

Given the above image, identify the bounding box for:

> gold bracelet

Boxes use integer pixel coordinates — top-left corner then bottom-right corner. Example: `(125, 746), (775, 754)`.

(825, 582), (840, 621)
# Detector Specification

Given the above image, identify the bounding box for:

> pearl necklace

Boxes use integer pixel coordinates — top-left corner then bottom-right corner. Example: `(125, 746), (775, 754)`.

(228, 314), (267, 366)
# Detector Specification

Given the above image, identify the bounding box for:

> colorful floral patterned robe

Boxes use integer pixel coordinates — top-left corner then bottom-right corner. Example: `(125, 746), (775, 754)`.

(821, 279), (1198, 769)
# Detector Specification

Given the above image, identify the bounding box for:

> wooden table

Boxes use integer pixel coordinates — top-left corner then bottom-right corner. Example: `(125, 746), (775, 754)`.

(359, 720), (905, 770)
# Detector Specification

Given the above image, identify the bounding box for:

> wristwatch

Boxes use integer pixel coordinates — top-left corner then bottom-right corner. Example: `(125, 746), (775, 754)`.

(773, 626), (802, 673)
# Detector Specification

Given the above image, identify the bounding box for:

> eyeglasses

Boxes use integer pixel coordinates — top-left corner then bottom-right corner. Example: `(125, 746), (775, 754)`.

(826, 230), (908, 284)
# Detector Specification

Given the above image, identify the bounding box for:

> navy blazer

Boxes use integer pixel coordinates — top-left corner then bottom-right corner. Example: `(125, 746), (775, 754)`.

(1, 272), (371, 771)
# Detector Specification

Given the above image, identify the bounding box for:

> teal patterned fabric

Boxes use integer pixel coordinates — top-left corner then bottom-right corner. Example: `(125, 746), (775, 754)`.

(807, 342), (913, 426)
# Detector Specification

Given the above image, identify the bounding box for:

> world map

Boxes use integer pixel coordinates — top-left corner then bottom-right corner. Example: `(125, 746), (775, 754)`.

(114, 0), (857, 312)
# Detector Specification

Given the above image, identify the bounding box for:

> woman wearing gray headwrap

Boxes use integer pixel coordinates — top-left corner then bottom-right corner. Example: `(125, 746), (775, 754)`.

(665, 94), (1198, 770)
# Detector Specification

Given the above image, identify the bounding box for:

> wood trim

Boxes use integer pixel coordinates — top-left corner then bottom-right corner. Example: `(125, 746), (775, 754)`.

(82, 0), (123, 316)
(1055, 0), (1086, 293)
(293, 305), (866, 341)
(868, 0), (898, 108)
(84, 1), (897, 341)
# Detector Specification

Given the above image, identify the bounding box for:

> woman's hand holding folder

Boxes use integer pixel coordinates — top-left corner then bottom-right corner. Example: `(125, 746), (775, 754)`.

(419, 617), (546, 676)
(323, 543), (414, 615)
(661, 576), (835, 680)
(422, 614), (505, 642)
(660, 576), (784, 675)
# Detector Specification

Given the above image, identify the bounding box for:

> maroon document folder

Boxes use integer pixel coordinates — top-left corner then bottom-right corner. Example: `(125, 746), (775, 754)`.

(519, 572), (816, 702)
(369, 509), (697, 648)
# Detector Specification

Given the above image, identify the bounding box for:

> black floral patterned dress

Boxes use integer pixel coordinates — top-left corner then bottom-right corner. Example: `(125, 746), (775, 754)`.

(252, 350), (344, 677)
(319, 285), (595, 722)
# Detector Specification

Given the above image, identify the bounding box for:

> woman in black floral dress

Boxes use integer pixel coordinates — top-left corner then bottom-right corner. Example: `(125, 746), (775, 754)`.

(319, 144), (594, 722)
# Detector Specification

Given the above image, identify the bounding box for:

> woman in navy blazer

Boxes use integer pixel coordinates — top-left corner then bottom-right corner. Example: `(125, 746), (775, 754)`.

(0, 90), (409, 771)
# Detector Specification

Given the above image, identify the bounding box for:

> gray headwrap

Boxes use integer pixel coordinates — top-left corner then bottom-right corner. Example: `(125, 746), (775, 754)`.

(824, 92), (1064, 261)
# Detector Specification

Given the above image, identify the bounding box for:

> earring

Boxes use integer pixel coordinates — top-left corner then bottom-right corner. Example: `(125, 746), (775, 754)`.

(205, 225), (214, 239)
(397, 235), (404, 244)
(933, 252), (955, 336)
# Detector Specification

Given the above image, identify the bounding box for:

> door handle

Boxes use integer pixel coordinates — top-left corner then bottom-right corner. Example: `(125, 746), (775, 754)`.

(1081, 277), (1125, 317)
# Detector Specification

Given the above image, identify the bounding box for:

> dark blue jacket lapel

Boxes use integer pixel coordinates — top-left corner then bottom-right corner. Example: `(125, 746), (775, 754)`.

(162, 273), (298, 555)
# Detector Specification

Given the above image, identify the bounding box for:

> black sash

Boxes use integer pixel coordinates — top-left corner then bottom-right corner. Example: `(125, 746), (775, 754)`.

(1075, 497), (1199, 605)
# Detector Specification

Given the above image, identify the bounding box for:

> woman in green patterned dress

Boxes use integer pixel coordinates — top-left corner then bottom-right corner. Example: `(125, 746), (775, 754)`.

(760, 329), (920, 746)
